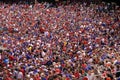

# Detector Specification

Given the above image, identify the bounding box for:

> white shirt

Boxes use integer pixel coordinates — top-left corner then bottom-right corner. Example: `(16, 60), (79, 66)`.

(87, 73), (95, 80)
(17, 72), (23, 80)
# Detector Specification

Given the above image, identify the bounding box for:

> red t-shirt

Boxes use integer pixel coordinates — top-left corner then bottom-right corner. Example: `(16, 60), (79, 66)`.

(65, 77), (70, 80)
(40, 27), (45, 33)
(74, 72), (80, 78)
(34, 76), (40, 80)
(9, 55), (14, 61)
(82, 63), (87, 69)
(20, 69), (25, 76)
(5, 77), (12, 80)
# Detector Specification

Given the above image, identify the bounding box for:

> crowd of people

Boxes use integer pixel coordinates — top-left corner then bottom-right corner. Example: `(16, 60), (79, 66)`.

(0, 1), (120, 80)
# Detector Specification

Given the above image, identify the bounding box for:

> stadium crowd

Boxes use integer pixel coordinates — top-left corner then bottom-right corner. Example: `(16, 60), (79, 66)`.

(0, 1), (120, 80)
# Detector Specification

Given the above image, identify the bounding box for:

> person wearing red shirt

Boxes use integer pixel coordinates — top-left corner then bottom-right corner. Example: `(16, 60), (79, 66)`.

(74, 70), (80, 79)
(5, 77), (12, 80)
(4, 75), (12, 80)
